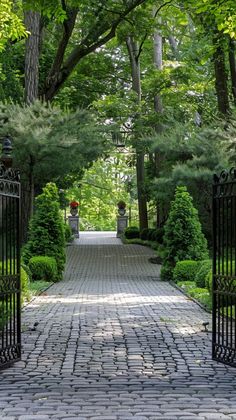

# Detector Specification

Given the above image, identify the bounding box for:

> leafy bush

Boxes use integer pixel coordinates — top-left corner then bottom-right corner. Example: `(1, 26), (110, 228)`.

(22, 183), (66, 279)
(195, 260), (212, 288)
(21, 266), (30, 301)
(124, 226), (140, 239)
(161, 186), (209, 280)
(28, 256), (58, 282)
(151, 228), (165, 243)
(205, 269), (213, 293)
(140, 228), (154, 240)
(147, 229), (155, 240)
(64, 223), (73, 242)
(173, 260), (200, 282)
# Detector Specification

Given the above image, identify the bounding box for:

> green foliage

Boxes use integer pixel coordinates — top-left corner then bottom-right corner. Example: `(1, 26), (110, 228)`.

(0, 101), (108, 190)
(21, 266), (30, 302)
(161, 186), (209, 280)
(28, 256), (58, 282)
(124, 226), (140, 239)
(22, 183), (66, 279)
(177, 280), (212, 310)
(173, 260), (201, 282)
(151, 228), (165, 244)
(28, 280), (52, 296)
(0, 1), (27, 53)
(149, 122), (230, 243)
(64, 224), (73, 243)
(205, 269), (213, 293)
(140, 228), (153, 240)
(70, 153), (138, 231)
(195, 259), (212, 288)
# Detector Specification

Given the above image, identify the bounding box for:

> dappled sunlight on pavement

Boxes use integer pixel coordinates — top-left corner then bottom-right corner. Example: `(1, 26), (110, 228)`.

(0, 233), (236, 419)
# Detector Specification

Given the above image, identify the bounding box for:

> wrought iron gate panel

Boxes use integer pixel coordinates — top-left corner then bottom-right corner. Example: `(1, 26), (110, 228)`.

(213, 168), (236, 367)
(0, 163), (21, 369)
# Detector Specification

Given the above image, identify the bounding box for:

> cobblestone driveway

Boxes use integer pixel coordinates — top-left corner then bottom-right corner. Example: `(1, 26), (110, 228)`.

(1, 233), (236, 420)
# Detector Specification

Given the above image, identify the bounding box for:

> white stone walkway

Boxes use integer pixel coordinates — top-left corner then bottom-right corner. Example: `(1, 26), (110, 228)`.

(0, 232), (236, 419)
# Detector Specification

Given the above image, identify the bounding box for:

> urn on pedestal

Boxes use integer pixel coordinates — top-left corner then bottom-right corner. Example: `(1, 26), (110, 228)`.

(117, 200), (126, 216)
(70, 200), (79, 216)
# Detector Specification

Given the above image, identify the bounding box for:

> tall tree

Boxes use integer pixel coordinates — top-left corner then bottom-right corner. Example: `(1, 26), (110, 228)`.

(126, 35), (148, 231)
(24, 10), (41, 104)
(22, 0), (149, 102)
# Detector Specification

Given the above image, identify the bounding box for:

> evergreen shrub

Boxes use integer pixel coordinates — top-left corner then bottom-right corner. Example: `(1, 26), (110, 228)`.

(29, 256), (58, 282)
(64, 223), (73, 243)
(21, 266), (31, 301)
(195, 260), (212, 288)
(173, 260), (201, 282)
(124, 226), (140, 239)
(22, 183), (66, 279)
(140, 228), (153, 240)
(205, 269), (213, 293)
(151, 228), (165, 243)
(161, 186), (209, 280)
(147, 229), (155, 240)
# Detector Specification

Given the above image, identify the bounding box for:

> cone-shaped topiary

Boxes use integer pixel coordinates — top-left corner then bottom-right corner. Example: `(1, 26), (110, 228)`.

(22, 183), (66, 280)
(161, 186), (208, 280)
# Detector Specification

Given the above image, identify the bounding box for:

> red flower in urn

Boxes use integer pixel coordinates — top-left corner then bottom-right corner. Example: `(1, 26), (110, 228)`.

(70, 200), (79, 209)
(70, 200), (79, 216)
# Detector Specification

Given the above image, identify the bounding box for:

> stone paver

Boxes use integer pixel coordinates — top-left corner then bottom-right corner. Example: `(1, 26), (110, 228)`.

(1, 232), (236, 419)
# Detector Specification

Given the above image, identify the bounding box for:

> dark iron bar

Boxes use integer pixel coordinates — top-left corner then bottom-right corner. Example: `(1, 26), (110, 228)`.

(213, 170), (236, 367)
(0, 159), (21, 370)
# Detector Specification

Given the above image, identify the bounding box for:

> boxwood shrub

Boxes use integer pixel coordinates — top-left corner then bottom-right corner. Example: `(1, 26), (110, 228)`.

(173, 260), (201, 282)
(140, 228), (153, 240)
(29, 256), (58, 282)
(124, 226), (140, 239)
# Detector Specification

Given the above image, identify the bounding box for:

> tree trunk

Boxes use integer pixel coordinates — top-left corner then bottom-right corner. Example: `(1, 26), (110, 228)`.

(229, 37), (236, 106)
(126, 36), (148, 231)
(24, 10), (41, 104)
(168, 35), (180, 60)
(213, 33), (230, 115)
(153, 12), (164, 228)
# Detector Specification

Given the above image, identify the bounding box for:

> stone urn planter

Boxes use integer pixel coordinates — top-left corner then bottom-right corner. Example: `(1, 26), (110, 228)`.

(117, 200), (126, 216)
(70, 200), (79, 216)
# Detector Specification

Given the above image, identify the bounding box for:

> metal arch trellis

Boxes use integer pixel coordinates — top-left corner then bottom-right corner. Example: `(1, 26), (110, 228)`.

(0, 161), (21, 370)
(212, 168), (236, 367)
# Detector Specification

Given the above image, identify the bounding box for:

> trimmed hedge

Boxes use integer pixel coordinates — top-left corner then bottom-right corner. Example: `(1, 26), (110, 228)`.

(173, 260), (201, 282)
(29, 256), (58, 282)
(124, 226), (140, 239)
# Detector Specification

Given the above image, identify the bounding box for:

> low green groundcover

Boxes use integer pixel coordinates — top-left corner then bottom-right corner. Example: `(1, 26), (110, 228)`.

(177, 280), (212, 310)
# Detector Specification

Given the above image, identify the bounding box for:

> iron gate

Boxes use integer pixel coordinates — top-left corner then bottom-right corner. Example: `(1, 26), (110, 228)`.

(213, 168), (236, 367)
(0, 161), (21, 369)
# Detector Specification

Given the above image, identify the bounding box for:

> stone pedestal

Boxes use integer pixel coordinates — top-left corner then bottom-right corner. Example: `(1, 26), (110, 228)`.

(117, 215), (128, 237)
(68, 216), (79, 237)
